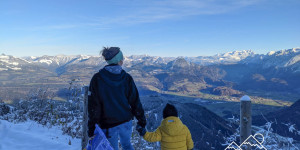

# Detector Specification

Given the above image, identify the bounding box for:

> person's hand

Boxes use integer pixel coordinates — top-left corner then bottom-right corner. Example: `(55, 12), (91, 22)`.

(88, 135), (95, 141)
(88, 129), (95, 138)
(137, 119), (146, 128)
(136, 124), (146, 136)
(86, 136), (95, 150)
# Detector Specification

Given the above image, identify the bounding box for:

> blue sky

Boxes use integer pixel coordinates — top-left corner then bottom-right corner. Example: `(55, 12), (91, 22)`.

(0, 0), (299, 57)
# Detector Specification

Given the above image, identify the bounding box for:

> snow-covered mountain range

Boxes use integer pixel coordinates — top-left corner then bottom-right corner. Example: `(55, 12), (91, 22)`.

(0, 49), (259, 68)
(0, 48), (299, 102)
(1, 48), (299, 71)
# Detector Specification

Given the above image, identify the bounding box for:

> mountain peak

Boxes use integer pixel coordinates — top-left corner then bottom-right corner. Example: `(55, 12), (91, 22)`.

(269, 48), (300, 56)
(218, 50), (255, 57)
(172, 57), (189, 68)
(292, 48), (300, 52)
(267, 51), (276, 56)
(174, 57), (188, 64)
(0, 54), (11, 59)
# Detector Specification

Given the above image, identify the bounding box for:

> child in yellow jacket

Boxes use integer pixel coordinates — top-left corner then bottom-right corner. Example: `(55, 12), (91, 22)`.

(137, 103), (194, 150)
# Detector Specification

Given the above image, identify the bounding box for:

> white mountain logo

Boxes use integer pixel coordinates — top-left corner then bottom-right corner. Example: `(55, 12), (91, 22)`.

(225, 133), (267, 150)
(225, 141), (241, 150)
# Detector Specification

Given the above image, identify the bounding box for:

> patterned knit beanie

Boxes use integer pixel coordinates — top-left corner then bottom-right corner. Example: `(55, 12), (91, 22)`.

(101, 47), (124, 65)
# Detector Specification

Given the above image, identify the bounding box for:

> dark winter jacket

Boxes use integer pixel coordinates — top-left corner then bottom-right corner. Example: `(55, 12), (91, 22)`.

(87, 65), (146, 137)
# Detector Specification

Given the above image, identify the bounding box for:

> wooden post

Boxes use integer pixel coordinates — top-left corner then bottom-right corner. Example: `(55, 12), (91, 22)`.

(240, 95), (252, 150)
(82, 86), (89, 150)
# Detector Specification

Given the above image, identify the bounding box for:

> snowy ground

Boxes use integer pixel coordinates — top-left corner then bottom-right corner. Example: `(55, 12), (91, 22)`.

(0, 120), (81, 150)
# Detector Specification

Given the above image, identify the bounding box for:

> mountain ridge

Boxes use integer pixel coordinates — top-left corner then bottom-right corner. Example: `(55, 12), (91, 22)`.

(0, 48), (299, 102)
(2, 48), (299, 68)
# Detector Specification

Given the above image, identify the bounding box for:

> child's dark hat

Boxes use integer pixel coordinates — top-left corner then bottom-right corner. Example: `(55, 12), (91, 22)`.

(163, 103), (178, 119)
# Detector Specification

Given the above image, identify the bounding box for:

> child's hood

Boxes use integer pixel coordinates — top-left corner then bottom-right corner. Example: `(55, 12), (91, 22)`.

(160, 116), (185, 136)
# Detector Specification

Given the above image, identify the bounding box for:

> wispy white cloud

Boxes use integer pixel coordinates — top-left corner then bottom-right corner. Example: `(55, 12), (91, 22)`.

(87, 0), (262, 25)
(32, 24), (79, 30)
(12, 0), (262, 31)
(17, 22), (111, 31)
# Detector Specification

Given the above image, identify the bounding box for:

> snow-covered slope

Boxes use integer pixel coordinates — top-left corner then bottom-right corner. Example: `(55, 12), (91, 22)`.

(125, 55), (175, 66)
(261, 48), (300, 68)
(242, 48), (300, 68)
(23, 55), (94, 66)
(0, 120), (80, 150)
(185, 50), (255, 65)
(0, 54), (32, 71)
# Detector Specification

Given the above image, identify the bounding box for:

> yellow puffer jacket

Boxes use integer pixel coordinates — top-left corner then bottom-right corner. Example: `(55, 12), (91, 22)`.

(143, 116), (194, 150)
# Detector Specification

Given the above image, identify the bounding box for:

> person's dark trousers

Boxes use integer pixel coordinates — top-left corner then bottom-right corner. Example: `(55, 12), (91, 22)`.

(102, 120), (134, 150)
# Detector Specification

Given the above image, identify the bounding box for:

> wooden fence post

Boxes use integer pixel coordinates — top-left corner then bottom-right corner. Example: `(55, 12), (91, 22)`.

(240, 95), (252, 150)
(82, 86), (89, 150)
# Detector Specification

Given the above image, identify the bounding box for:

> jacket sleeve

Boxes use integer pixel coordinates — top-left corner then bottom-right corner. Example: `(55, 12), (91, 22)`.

(127, 74), (146, 127)
(87, 75), (101, 137)
(143, 127), (162, 142)
(186, 126), (194, 150)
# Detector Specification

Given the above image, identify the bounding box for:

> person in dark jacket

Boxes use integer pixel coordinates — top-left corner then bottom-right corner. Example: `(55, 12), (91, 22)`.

(88, 47), (146, 150)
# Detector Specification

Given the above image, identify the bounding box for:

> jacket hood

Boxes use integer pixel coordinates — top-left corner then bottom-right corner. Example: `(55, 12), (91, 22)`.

(105, 65), (123, 74)
(160, 116), (185, 136)
(98, 68), (127, 87)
